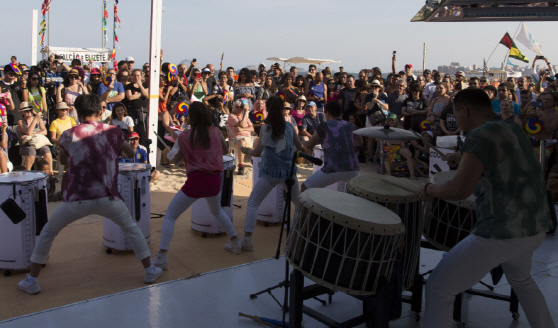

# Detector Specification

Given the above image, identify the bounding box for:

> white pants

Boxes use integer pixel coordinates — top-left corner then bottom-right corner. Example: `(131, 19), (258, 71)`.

(245, 177), (300, 233)
(159, 190), (236, 250)
(303, 169), (359, 189)
(425, 232), (554, 328)
(31, 197), (151, 264)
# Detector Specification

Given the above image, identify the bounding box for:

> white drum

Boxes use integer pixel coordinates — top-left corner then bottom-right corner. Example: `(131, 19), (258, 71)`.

(312, 145), (346, 192)
(252, 157), (285, 224)
(103, 163), (152, 251)
(191, 155), (234, 235)
(0, 171), (48, 272)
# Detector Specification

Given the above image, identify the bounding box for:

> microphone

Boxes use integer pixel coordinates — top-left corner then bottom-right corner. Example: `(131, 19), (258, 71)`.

(294, 150), (323, 166)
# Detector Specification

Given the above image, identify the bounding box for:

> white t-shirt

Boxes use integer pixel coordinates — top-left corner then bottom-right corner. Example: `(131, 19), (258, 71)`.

(112, 116), (134, 130)
(424, 82), (437, 101)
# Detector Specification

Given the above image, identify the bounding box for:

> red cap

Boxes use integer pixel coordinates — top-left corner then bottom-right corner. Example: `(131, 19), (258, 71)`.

(405, 64), (413, 69)
(127, 132), (140, 139)
(90, 68), (102, 75)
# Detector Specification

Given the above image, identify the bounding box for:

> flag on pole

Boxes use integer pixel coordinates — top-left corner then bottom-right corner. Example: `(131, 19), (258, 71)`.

(499, 32), (529, 63)
(103, 0), (108, 47)
(506, 59), (517, 67)
(516, 22), (543, 56)
(483, 58), (488, 75)
(39, 0), (50, 50)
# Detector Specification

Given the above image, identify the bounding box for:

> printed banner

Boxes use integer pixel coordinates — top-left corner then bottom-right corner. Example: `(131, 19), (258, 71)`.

(42, 47), (112, 62)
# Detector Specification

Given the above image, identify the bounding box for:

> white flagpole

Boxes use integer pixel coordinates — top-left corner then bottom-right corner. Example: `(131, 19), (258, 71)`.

(31, 9), (38, 66)
(147, 0), (163, 166)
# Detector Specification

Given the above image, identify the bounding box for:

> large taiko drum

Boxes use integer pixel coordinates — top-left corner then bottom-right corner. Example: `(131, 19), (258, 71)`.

(0, 171), (48, 272)
(423, 171), (477, 252)
(191, 155), (234, 235)
(312, 145), (346, 192)
(285, 188), (405, 295)
(347, 175), (422, 291)
(103, 163), (152, 251)
(252, 157), (285, 224)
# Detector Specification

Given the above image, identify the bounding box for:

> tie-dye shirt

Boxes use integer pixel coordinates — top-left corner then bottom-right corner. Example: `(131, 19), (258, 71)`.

(463, 117), (552, 239)
(59, 120), (125, 202)
(316, 118), (359, 173)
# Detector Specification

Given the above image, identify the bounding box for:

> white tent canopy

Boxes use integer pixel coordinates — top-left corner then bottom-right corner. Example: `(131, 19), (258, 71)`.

(266, 57), (342, 66)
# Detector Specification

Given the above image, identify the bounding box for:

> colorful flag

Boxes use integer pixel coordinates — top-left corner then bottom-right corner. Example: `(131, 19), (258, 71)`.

(499, 32), (529, 63)
(483, 58), (488, 75)
(516, 22), (543, 56)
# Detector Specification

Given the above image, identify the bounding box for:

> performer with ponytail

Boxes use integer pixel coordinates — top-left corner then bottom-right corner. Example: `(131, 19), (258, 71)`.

(151, 102), (240, 271)
(239, 96), (305, 252)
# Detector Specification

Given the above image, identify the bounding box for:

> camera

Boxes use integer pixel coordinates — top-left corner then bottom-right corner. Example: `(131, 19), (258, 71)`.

(54, 54), (63, 60)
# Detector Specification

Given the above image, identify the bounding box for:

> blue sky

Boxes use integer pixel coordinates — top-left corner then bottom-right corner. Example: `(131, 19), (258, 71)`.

(5, 0), (558, 73)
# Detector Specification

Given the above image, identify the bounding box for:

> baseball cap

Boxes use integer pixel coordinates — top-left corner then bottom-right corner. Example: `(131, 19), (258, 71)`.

(90, 68), (102, 75)
(307, 101), (317, 107)
(202, 68), (211, 73)
(455, 71), (465, 76)
(125, 56), (135, 62)
(388, 113), (397, 119)
(405, 64), (413, 69)
(127, 132), (140, 139)
(422, 131), (434, 138)
(424, 69), (431, 74)
(258, 63), (266, 69)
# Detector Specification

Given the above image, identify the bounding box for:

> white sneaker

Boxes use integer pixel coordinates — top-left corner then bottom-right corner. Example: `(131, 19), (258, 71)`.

(224, 239), (241, 255)
(240, 236), (253, 252)
(18, 274), (41, 295)
(150, 253), (168, 270)
(144, 266), (163, 284)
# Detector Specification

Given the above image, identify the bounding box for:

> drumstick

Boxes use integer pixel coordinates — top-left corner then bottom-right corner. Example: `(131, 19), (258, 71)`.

(226, 126), (242, 147)
(153, 131), (172, 152)
(410, 130), (446, 158)
(381, 177), (422, 194)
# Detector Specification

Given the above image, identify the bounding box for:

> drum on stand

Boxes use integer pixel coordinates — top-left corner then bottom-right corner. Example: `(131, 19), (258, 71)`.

(347, 175), (422, 291)
(285, 188), (404, 295)
(103, 163), (152, 252)
(252, 157), (285, 224)
(191, 155), (234, 235)
(0, 172), (48, 274)
(312, 145), (346, 192)
(423, 171), (477, 252)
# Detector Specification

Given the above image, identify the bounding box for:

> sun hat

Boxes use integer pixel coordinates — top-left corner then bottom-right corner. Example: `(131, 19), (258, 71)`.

(56, 102), (70, 110)
(19, 102), (34, 111)
(68, 69), (81, 80)
(297, 95), (307, 103)
(283, 102), (291, 109)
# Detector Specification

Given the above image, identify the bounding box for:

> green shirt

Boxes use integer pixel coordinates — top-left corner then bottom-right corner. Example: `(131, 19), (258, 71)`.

(463, 117), (552, 239)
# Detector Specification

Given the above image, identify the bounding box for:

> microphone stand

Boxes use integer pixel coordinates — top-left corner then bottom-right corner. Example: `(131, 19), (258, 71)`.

(249, 151), (326, 327)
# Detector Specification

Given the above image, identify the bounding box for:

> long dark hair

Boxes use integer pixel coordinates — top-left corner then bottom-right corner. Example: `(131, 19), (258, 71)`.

(189, 102), (212, 149)
(26, 71), (44, 96)
(238, 68), (252, 83)
(264, 96), (286, 142)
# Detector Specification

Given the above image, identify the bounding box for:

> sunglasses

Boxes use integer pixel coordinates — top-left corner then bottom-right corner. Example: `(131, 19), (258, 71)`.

(69, 76), (78, 80)
(31, 77), (39, 81)
(235, 106), (243, 108)
(101, 106), (107, 109)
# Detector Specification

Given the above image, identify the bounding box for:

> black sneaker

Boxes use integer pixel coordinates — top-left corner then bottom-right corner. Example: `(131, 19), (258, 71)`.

(238, 166), (245, 175)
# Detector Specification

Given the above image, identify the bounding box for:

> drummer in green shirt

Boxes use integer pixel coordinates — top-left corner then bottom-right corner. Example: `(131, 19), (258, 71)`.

(416, 88), (554, 328)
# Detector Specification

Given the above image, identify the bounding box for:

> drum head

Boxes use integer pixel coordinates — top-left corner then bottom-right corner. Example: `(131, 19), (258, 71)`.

(119, 163), (151, 173)
(429, 171), (476, 208)
(348, 175), (418, 203)
(299, 189), (405, 235)
(0, 171), (48, 184)
(223, 155), (234, 163)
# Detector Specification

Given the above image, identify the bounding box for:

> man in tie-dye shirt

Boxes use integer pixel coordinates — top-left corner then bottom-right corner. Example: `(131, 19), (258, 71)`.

(416, 89), (554, 328)
(18, 94), (163, 295)
(301, 101), (362, 191)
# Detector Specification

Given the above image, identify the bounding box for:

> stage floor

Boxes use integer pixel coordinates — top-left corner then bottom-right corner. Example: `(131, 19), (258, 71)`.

(1, 235), (557, 328)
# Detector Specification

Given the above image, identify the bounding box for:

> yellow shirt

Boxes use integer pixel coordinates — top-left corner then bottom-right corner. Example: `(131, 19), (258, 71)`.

(49, 116), (77, 139)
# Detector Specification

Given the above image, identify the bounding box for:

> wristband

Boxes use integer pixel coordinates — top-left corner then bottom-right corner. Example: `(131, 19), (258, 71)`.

(424, 183), (432, 198)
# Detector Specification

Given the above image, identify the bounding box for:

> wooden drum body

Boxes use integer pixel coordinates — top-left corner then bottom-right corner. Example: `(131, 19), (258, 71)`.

(423, 171), (477, 252)
(285, 189), (405, 296)
(347, 175), (422, 291)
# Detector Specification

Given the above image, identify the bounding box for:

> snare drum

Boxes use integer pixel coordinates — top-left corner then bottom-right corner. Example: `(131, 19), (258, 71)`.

(0, 172), (48, 271)
(285, 189), (405, 295)
(103, 163), (152, 251)
(347, 175), (422, 291)
(191, 155), (234, 235)
(312, 145), (346, 192)
(423, 171), (477, 252)
(252, 157), (285, 224)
